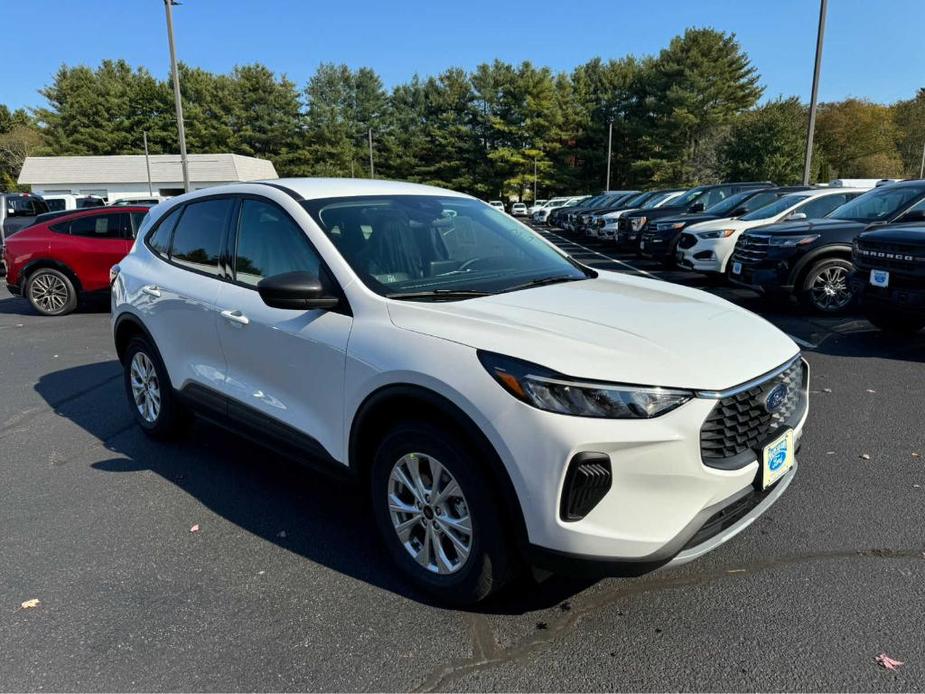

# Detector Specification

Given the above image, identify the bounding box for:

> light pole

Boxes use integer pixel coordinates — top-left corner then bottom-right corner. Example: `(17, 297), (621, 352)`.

(368, 128), (375, 178)
(533, 157), (538, 203)
(163, 0), (190, 193)
(143, 131), (153, 196)
(919, 140), (925, 179)
(802, 0), (828, 186)
(605, 119), (613, 191)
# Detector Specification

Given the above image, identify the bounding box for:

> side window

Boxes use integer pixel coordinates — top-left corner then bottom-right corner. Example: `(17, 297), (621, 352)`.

(169, 198), (234, 276)
(234, 198), (321, 287)
(129, 212), (148, 238)
(797, 195), (847, 219)
(68, 213), (131, 239)
(147, 207), (181, 257)
(46, 199), (66, 212)
(700, 188), (729, 208)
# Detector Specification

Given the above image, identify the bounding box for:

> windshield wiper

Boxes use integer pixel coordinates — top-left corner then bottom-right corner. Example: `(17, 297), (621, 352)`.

(503, 275), (586, 293)
(387, 289), (492, 301)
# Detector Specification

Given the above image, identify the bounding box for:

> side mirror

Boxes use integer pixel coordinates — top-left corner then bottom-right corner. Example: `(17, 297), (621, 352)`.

(730, 206), (748, 217)
(257, 271), (339, 311)
(897, 209), (925, 224)
(786, 212), (807, 221)
(689, 202), (705, 213)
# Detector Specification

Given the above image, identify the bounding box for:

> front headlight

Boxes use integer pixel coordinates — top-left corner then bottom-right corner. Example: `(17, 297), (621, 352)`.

(696, 228), (736, 239)
(478, 352), (692, 419)
(768, 234), (820, 247)
(630, 216), (647, 232)
(657, 221), (685, 232)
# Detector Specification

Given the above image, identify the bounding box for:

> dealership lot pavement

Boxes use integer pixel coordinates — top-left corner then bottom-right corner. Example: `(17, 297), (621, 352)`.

(2, 233), (925, 692)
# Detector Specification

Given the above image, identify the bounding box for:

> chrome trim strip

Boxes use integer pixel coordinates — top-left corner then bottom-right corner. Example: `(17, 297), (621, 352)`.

(695, 353), (802, 400)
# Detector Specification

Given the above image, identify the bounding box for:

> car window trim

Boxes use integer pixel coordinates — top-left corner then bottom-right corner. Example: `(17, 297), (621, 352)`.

(144, 194), (234, 280)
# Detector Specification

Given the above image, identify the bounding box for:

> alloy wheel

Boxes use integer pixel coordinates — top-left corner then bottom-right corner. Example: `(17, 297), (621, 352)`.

(387, 453), (472, 575)
(129, 352), (161, 423)
(29, 272), (70, 314)
(810, 266), (852, 311)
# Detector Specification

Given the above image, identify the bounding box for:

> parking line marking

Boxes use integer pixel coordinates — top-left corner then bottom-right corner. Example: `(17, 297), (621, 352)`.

(542, 230), (659, 279)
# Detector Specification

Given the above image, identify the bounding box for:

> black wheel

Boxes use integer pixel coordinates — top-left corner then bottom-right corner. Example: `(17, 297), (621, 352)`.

(370, 420), (517, 604)
(864, 308), (925, 335)
(799, 258), (855, 314)
(122, 337), (185, 438)
(26, 268), (78, 316)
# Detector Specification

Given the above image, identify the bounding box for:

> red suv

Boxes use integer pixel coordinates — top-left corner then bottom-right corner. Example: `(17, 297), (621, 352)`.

(3, 207), (149, 316)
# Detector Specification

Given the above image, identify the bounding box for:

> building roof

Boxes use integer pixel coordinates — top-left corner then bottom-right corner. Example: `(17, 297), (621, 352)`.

(267, 177), (472, 201)
(18, 154), (278, 185)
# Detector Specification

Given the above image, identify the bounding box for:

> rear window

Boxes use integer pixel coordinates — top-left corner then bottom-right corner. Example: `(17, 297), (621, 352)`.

(46, 199), (67, 212)
(147, 207), (181, 256)
(167, 198), (235, 275)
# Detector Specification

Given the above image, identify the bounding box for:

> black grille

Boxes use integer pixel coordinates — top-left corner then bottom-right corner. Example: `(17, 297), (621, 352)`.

(678, 233), (697, 249)
(733, 234), (770, 264)
(682, 486), (772, 551)
(855, 241), (925, 274)
(560, 453), (612, 521)
(700, 359), (807, 469)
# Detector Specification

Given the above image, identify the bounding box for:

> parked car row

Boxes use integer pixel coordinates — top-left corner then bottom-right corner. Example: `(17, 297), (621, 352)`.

(541, 179), (925, 323)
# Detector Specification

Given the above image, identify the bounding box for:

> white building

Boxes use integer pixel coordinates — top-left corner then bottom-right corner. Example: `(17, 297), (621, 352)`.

(18, 153), (278, 202)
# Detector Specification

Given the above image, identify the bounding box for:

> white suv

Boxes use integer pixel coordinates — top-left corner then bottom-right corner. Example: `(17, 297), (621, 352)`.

(112, 179), (808, 604)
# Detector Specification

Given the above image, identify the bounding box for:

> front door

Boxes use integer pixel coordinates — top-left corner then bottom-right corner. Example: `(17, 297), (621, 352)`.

(57, 212), (135, 291)
(214, 197), (352, 461)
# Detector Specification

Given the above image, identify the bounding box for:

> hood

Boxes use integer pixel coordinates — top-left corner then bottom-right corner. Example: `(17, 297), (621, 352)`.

(654, 212), (721, 227)
(602, 208), (637, 220)
(625, 206), (685, 222)
(387, 273), (798, 391)
(857, 224), (925, 245)
(749, 218), (864, 236)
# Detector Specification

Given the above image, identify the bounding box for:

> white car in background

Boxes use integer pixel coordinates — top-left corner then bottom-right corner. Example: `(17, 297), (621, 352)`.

(677, 188), (868, 275)
(528, 199), (547, 215)
(488, 200), (506, 213)
(511, 202), (528, 216)
(531, 197), (573, 224)
(598, 190), (684, 241)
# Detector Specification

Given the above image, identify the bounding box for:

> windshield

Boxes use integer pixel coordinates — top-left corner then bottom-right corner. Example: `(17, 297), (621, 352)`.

(643, 191), (676, 209)
(828, 185), (925, 222)
(622, 192), (653, 208)
(668, 187), (705, 208)
(704, 190), (756, 216)
(740, 195), (811, 221)
(303, 195), (591, 299)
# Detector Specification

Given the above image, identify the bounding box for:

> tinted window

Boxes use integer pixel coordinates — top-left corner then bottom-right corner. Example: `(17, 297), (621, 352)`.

(129, 212), (148, 237)
(68, 213), (132, 239)
(829, 185), (925, 222)
(148, 207), (181, 256)
(46, 199), (66, 212)
(234, 199), (321, 287)
(740, 195), (812, 221)
(169, 198), (234, 275)
(796, 194), (849, 219)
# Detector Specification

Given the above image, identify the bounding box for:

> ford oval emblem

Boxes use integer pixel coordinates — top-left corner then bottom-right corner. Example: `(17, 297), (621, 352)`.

(764, 383), (789, 414)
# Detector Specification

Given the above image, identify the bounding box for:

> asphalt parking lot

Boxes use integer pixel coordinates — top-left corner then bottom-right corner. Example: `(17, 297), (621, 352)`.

(2, 230), (925, 692)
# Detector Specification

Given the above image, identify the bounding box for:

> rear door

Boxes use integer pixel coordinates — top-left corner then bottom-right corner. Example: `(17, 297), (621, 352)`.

(56, 212), (136, 291)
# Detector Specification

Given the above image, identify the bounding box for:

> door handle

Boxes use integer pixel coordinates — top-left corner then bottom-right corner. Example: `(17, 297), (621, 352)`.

(220, 309), (250, 326)
(142, 285), (161, 298)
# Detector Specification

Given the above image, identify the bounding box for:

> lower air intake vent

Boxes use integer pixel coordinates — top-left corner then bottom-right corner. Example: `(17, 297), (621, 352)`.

(560, 452), (612, 522)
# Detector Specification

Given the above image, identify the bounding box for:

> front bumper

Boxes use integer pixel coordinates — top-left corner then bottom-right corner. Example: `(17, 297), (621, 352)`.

(677, 238), (727, 273)
(851, 270), (925, 314)
(728, 260), (795, 293)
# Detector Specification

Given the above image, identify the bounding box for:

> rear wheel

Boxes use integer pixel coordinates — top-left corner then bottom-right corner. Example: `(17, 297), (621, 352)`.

(799, 258), (855, 314)
(370, 420), (517, 604)
(864, 308), (925, 335)
(26, 268), (78, 316)
(122, 337), (185, 438)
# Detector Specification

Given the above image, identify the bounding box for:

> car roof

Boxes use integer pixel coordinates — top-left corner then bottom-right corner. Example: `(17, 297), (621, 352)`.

(39, 206), (151, 224)
(261, 177), (472, 201)
(781, 187), (868, 198)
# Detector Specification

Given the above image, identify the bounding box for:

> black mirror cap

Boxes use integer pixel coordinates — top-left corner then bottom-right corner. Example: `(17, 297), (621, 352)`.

(257, 271), (339, 311)
(689, 202), (705, 213)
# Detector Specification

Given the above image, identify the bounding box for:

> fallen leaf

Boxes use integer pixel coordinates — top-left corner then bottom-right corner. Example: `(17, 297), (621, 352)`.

(913, 453), (921, 459)
(822, 388), (833, 393)
(257, 570), (265, 575)
(875, 653), (904, 670)
(727, 568), (746, 574)
(190, 524), (200, 533)
(861, 454), (871, 460)
(866, 389), (877, 394)
(914, 484), (921, 489)
(826, 451), (836, 455)
(20, 599), (40, 609)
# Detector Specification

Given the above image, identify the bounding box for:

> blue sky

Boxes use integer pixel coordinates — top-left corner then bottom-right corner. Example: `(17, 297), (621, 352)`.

(6, 0), (923, 111)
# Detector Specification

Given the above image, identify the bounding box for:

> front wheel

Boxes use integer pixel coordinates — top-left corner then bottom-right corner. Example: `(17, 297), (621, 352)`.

(370, 421), (517, 604)
(799, 258), (855, 314)
(26, 268), (78, 316)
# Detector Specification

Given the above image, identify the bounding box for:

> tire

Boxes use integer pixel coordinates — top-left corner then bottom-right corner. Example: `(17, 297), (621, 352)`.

(122, 337), (185, 439)
(370, 420), (517, 604)
(26, 268), (78, 316)
(799, 258), (855, 314)
(864, 308), (925, 335)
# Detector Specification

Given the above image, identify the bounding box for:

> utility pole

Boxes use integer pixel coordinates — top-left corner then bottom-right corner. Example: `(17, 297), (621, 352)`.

(143, 131), (153, 196)
(533, 157), (538, 203)
(163, 0), (190, 193)
(605, 119), (613, 191)
(368, 128), (375, 178)
(802, 0), (828, 186)
(919, 140), (925, 179)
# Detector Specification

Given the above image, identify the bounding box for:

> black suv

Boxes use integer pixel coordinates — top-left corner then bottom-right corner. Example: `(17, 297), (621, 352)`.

(619, 182), (773, 251)
(729, 181), (925, 313)
(1, 192), (50, 276)
(851, 224), (925, 333)
(641, 186), (810, 266)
